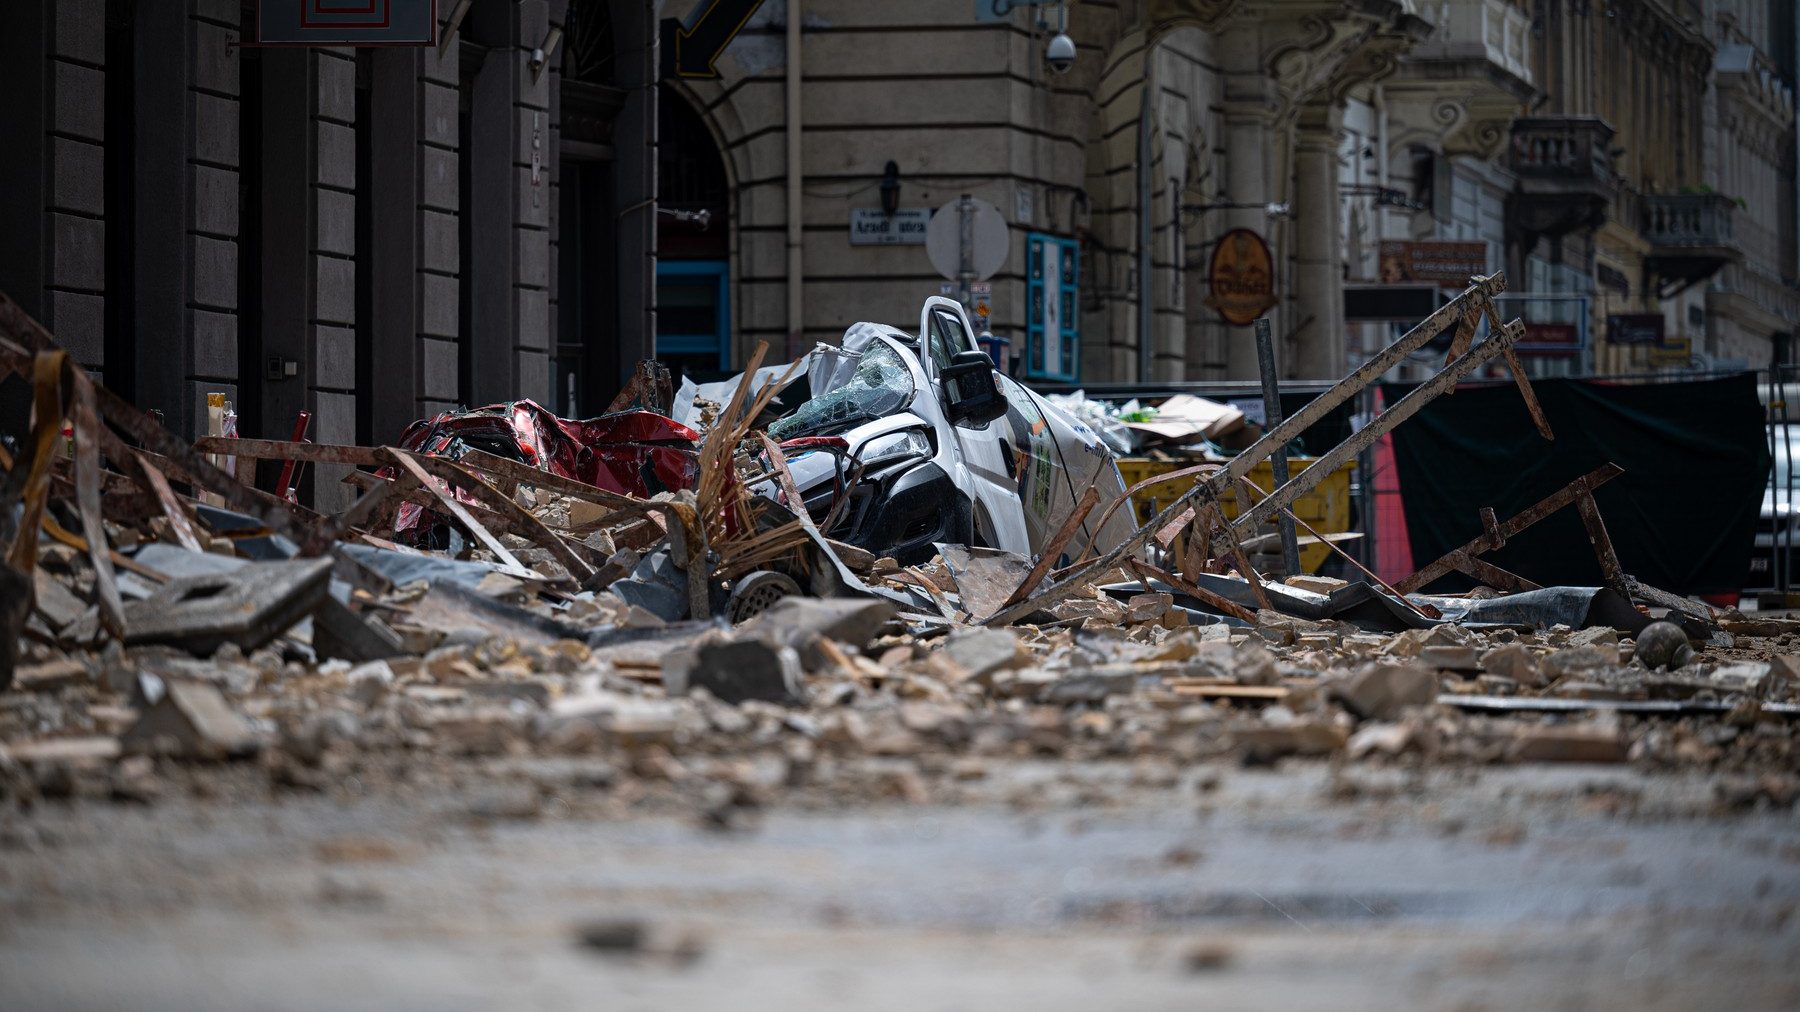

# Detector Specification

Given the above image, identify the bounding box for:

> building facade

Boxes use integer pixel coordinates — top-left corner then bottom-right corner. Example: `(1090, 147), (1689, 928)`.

(0, 0), (659, 510)
(2, 1), (1795, 516)
(667, 0), (1796, 384)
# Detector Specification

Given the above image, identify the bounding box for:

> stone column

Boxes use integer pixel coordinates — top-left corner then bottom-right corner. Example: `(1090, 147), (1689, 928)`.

(184, 3), (240, 428)
(1217, 27), (1278, 381)
(46, 1), (107, 373)
(366, 49), (422, 445)
(1221, 100), (1273, 379)
(0, 3), (46, 333)
(465, 3), (514, 406)
(1292, 102), (1345, 380)
(513, 0), (553, 406)
(132, 0), (191, 430)
(308, 48), (359, 512)
(612, 0), (658, 393)
(417, 16), (462, 418)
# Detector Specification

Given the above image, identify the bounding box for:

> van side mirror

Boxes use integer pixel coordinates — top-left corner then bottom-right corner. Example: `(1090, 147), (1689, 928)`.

(942, 350), (1008, 426)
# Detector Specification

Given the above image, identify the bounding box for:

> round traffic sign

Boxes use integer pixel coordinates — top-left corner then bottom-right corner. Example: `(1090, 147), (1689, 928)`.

(926, 197), (1009, 282)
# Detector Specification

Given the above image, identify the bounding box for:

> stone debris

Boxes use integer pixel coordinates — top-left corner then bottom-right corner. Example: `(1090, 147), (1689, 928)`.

(1419, 644), (1481, 672)
(120, 681), (260, 760)
(664, 639), (807, 706)
(1331, 663), (1439, 720)
(1507, 723), (1629, 764)
(1479, 643), (1542, 686)
(1, 297), (1796, 825)
(938, 629), (1031, 684)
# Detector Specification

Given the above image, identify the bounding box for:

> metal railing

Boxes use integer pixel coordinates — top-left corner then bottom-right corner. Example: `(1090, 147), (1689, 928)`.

(1508, 116), (1615, 182)
(1641, 193), (1737, 248)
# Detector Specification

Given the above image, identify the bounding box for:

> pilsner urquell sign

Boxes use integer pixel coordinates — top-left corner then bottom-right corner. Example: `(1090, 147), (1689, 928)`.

(1205, 228), (1278, 326)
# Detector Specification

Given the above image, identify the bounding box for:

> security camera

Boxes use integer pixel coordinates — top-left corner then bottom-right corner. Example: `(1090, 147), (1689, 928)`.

(1045, 33), (1076, 74)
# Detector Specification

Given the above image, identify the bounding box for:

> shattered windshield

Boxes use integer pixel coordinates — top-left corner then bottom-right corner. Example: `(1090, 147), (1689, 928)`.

(769, 339), (915, 440)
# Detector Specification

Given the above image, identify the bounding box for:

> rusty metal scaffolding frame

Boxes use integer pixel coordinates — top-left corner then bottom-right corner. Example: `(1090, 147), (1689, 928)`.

(986, 272), (1550, 626)
(1395, 462), (1715, 626)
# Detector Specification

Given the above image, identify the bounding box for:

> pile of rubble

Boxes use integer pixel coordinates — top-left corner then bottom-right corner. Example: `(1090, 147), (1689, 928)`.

(2, 278), (1796, 818)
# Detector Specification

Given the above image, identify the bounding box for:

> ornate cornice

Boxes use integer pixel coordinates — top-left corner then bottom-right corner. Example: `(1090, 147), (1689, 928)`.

(1256, 1), (1426, 123)
(1145, 0), (1246, 34)
(1386, 85), (1521, 160)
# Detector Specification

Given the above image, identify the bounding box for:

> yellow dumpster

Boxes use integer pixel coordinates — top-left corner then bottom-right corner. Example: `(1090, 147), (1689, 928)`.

(1115, 456), (1357, 574)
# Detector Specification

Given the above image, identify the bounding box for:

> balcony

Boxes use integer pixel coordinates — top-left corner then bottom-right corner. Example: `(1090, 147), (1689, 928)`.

(1642, 193), (1742, 295)
(1405, 0), (1532, 84)
(1387, 0), (1534, 159)
(1506, 117), (1616, 240)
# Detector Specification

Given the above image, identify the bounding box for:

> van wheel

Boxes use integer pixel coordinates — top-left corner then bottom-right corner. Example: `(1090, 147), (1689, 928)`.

(727, 570), (802, 623)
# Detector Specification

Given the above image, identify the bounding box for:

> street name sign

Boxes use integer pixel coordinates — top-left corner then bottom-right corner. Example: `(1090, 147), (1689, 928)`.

(850, 209), (930, 246)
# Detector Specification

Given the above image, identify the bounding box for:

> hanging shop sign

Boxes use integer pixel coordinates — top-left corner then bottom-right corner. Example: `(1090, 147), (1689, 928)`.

(1649, 336), (1693, 366)
(1520, 322), (1580, 355)
(255, 1), (439, 46)
(1606, 313), (1665, 346)
(1205, 228), (1278, 326)
(1377, 240), (1488, 287)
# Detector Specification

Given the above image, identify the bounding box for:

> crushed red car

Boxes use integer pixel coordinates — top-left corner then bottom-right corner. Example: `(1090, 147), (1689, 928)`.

(388, 399), (708, 547)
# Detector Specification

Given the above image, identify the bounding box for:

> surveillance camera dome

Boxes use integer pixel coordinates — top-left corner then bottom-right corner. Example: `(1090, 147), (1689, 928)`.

(1045, 33), (1077, 74)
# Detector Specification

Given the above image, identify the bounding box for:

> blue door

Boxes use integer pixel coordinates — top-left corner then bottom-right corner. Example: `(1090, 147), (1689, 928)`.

(656, 259), (730, 382)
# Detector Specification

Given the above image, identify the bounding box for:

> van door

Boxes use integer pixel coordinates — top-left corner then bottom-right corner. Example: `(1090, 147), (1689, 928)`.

(918, 298), (1029, 552)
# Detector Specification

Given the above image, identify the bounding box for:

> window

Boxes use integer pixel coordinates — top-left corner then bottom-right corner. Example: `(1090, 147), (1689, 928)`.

(768, 338), (915, 440)
(927, 309), (971, 375)
(1026, 232), (1081, 381)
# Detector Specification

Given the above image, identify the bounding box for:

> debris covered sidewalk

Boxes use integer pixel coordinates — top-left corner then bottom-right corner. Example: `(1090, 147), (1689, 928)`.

(2, 276), (1799, 818)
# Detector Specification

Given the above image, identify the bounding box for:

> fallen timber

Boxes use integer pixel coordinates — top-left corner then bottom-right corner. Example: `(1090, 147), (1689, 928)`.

(984, 272), (1542, 627)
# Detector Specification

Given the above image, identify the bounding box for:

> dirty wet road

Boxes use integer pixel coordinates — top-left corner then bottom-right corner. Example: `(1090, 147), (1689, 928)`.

(4, 761), (1797, 1011)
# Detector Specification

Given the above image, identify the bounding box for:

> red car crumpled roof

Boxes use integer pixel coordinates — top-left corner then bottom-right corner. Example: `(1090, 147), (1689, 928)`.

(390, 399), (726, 540)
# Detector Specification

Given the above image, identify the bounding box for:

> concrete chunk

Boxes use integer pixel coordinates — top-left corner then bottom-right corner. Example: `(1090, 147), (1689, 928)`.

(736, 596), (896, 670)
(1, 735), (122, 765)
(1036, 669), (1139, 704)
(121, 681), (260, 759)
(11, 659), (91, 693)
(1541, 644), (1621, 679)
(1234, 721), (1347, 764)
(1508, 723), (1627, 763)
(1709, 662), (1775, 698)
(938, 629), (1028, 683)
(1332, 663), (1438, 720)
(1481, 643), (1544, 686)
(1419, 644), (1481, 672)
(664, 639), (807, 706)
(123, 558), (333, 655)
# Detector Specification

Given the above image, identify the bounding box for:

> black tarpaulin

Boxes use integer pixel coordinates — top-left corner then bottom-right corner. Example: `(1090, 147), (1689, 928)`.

(1384, 372), (1767, 596)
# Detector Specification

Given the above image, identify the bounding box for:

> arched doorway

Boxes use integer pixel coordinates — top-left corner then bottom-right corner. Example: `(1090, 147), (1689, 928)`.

(655, 85), (732, 384)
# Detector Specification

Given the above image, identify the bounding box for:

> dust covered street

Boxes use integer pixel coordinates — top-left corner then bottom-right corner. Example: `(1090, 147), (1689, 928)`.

(7, 0), (1800, 1008)
(6, 762), (1799, 1011)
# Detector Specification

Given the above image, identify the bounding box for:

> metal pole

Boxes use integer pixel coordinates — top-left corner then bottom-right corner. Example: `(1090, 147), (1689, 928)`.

(957, 193), (975, 311)
(1232, 318), (1525, 536)
(786, 0), (804, 357)
(1136, 81), (1154, 383)
(1255, 317), (1301, 576)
